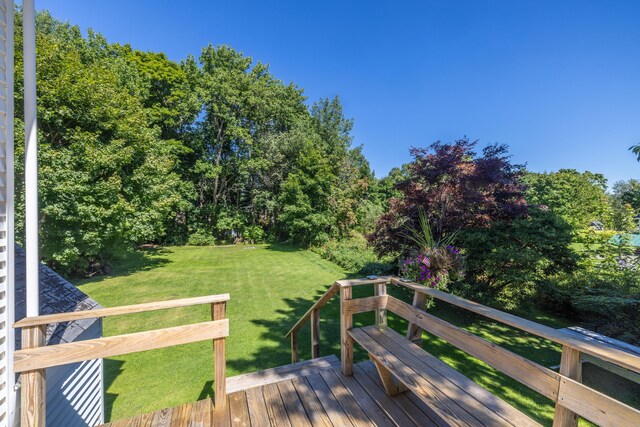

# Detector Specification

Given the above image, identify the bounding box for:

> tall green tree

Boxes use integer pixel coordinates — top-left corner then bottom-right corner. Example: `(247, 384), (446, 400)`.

(523, 169), (612, 230)
(14, 11), (185, 273)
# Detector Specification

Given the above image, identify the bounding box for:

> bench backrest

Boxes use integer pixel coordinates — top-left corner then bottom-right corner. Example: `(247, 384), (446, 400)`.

(334, 276), (640, 427)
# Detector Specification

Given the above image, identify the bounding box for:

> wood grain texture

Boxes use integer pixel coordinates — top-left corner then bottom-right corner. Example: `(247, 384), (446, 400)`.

(405, 292), (426, 342)
(352, 363), (423, 427)
(14, 293), (230, 328)
(390, 277), (640, 374)
(261, 382), (292, 427)
(365, 325), (540, 427)
(342, 295), (387, 315)
(20, 325), (46, 427)
(276, 380), (312, 427)
(556, 376), (640, 427)
(319, 369), (373, 427)
(290, 332), (298, 364)
(305, 372), (355, 427)
(387, 296), (561, 400)
(369, 354), (403, 396)
(245, 386), (271, 426)
(340, 286), (354, 376)
(189, 398), (214, 427)
(331, 366), (396, 427)
(374, 283), (387, 327)
(335, 276), (392, 288)
(212, 302), (227, 409)
(291, 376), (333, 427)
(150, 407), (174, 427)
(310, 308), (320, 359)
(14, 319), (229, 372)
(228, 391), (250, 426)
(226, 355), (339, 393)
(553, 346), (582, 427)
(349, 327), (485, 426)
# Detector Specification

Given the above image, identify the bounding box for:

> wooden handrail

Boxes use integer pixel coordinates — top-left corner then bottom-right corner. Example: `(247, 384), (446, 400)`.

(285, 282), (343, 363)
(14, 293), (230, 427)
(14, 293), (230, 328)
(389, 277), (640, 375)
(322, 276), (640, 427)
(383, 293), (640, 427)
(285, 284), (339, 338)
(14, 319), (229, 372)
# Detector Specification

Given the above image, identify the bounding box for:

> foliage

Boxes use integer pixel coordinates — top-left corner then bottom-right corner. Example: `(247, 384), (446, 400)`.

(540, 230), (640, 344)
(369, 139), (527, 256)
(186, 229), (216, 246)
(631, 142), (640, 161)
(398, 208), (463, 291)
(14, 11), (185, 273)
(612, 179), (640, 218)
(523, 169), (612, 230)
(610, 197), (637, 233)
(17, 10), (377, 272)
(458, 207), (578, 307)
(311, 233), (393, 275)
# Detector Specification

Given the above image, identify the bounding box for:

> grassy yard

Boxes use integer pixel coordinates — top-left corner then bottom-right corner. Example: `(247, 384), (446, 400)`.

(75, 244), (637, 425)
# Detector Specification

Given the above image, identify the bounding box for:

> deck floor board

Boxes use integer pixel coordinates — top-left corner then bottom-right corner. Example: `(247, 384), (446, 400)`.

(101, 360), (489, 426)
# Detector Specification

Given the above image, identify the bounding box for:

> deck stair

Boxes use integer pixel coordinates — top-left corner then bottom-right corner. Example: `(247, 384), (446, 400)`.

(226, 354), (340, 393)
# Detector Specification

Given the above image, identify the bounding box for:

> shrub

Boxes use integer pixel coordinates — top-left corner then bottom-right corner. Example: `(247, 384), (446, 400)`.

(457, 206), (577, 308)
(187, 229), (216, 246)
(243, 225), (265, 244)
(312, 233), (393, 275)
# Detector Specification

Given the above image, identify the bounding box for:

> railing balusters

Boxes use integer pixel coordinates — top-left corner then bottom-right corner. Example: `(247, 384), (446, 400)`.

(310, 308), (320, 359)
(291, 331), (299, 363)
(21, 324), (46, 427)
(340, 286), (354, 375)
(211, 301), (227, 409)
(15, 294), (230, 424)
(406, 291), (426, 343)
(374, 283), (387, 327)
(553, 345), (582, 427)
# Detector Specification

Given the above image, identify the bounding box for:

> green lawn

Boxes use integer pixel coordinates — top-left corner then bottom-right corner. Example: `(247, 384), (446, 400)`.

(74, 244), (350, 421)
(74, 244), (637, 425)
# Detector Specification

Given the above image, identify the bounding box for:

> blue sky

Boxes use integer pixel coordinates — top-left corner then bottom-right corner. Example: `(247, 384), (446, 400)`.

(39, 1), (640, 186)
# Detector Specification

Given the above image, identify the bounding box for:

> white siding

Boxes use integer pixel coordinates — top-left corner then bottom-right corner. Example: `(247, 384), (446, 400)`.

(0, 1), (13, 426)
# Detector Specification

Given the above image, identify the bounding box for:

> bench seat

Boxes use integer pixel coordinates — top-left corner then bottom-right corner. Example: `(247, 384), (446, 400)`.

(349, 325), (541, 427)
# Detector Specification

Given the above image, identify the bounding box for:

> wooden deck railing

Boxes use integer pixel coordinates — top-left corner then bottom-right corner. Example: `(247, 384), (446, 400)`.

(284, 276), (392, 363)
(288, 276), (640, 427)
(13, 293), (230, 427)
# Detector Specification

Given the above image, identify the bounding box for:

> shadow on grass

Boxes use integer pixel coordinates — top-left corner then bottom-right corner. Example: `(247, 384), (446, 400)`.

(221, 279), (567, 425)
(103, 359), (125, 422)
(73, 247), (173, 287)
(225, 282), (400, 376)
(264, 243), (306, 253)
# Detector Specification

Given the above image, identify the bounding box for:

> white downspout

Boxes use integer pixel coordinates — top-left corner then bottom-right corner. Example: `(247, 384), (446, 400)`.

(23, 0), (38, 318)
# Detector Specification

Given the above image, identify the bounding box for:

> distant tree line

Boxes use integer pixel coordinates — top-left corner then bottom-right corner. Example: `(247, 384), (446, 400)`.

(14, 11), (382, 274)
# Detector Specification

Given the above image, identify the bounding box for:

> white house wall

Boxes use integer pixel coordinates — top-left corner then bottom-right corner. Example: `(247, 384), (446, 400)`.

(0, 1), (14, 426)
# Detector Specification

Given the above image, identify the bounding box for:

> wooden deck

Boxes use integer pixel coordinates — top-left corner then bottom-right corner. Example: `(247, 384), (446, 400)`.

(102, 357), (448, 427)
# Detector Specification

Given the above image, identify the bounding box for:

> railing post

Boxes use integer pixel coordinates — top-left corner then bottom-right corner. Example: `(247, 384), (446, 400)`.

(553, 345), (582, 427)
(406, 291), (426, 343)
(374, 283), (387, 327)
(340, 286), (353, 375)
(21, 325), (46, 427)
(211, 302), (226, 409)
(310, 308), (320, 359)
(291, 331), (299, 363)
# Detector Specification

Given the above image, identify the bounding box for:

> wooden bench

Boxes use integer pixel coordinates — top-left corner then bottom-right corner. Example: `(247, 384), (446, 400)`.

(327, 277), (640, 427)
(349, 325), (541, 427)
